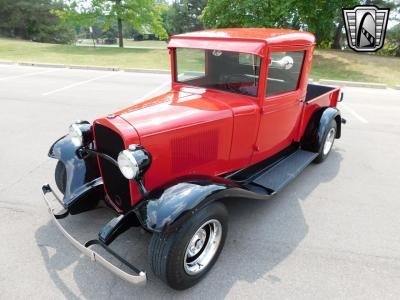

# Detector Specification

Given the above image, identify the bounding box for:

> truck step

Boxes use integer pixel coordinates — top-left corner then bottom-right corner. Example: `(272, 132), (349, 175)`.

(251, 149), (318, 194)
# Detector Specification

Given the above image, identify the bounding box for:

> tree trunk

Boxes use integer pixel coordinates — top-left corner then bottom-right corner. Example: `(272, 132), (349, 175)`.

(117, 17), (123, 48)
(331, 22), (343, 49)
(116, 0), (123, 48)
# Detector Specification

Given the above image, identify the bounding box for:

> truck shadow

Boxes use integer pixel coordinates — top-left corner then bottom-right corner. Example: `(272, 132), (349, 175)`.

(35, 150), (343, 299)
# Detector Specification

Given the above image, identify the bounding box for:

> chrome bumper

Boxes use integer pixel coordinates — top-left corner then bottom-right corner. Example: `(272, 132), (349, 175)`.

(41, 184), (147, 286)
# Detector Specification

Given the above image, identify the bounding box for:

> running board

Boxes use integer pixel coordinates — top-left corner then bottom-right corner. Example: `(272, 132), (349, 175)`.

(250, 150), (318, 194)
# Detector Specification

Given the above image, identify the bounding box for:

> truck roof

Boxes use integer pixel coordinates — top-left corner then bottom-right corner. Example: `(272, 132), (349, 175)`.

(168, 28), (315, 56)
(173, 28), (315, 44)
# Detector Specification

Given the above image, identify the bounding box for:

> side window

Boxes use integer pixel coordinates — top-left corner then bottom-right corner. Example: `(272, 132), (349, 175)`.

(239, 53), (261, 66)
(266, 51), (305, 97)
(176, 48), (206, 82)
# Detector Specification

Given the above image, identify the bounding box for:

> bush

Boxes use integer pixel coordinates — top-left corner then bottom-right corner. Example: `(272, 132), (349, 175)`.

(0, 0), (75, 44)
(32, 24), (75, 44)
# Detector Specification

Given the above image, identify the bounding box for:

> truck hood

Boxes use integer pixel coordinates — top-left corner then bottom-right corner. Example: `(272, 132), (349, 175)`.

(115, 87), (233, 137)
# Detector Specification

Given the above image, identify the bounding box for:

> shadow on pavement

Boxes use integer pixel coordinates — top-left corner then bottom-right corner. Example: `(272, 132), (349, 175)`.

(35, 150), (343, 299)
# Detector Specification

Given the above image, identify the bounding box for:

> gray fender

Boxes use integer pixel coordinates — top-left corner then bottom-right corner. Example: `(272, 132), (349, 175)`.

(48, 135), (103, 213)
(301, 107), (342, 152)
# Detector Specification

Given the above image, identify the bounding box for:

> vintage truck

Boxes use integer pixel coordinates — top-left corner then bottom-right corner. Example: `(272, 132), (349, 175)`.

(42, 28), (345, 290)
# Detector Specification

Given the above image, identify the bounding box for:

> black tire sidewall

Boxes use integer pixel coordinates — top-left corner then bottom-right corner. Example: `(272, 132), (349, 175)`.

(314, 119), (337, 163)
(150, 202), (228, 290)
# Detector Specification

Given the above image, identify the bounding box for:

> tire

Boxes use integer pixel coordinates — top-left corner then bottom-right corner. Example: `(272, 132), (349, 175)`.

(314, 119), (337, 164)
(55, 161), (67, 194)
(148, 202), (228, 290)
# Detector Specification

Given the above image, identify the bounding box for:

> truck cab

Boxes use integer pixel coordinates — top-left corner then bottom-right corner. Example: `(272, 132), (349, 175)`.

(42, 28), (344, 291)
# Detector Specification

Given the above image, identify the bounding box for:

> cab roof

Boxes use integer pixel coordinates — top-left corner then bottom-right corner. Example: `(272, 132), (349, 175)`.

(168, 28), (316, 56)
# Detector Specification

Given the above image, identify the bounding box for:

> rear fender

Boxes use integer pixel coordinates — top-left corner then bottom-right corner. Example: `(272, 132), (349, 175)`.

(134, 176), (267, 233)
(48, 135), (104, 213)
(301, 107), (341, 152)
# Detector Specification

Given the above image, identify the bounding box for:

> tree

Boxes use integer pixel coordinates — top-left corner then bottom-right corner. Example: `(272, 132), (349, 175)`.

(200, 0), (298, 29)
(387, 24), (400, 56)
(162, 0), (207, 36)
(0, 0), (75, 43)
(295, 0), (362, 47)
(59, 0), (167, 47)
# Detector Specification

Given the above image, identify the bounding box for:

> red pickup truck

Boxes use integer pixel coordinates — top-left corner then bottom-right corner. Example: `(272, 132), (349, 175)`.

(42, 28), (345, 290)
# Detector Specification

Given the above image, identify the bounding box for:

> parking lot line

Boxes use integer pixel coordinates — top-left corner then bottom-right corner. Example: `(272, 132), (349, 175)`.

(135, 80), (171, 102)
(340, 102), (368, 124)
(42, 72), (119, 96)
(0, 69), (57, 81)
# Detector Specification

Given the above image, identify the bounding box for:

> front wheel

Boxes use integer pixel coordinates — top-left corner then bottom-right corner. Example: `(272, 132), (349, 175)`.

(314, 119), (337, 164)
(148, 202), (228, 290)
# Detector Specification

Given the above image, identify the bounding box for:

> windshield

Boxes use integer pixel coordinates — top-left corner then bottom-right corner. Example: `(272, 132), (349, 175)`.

(175, 48), (261, 97)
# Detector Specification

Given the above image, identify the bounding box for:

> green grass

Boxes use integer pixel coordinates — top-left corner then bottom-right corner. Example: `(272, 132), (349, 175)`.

(77, 39), (167, 48)
(0, 38), (170, 69)
(1, 38), (399, 85)
(311, 49), (400, 85)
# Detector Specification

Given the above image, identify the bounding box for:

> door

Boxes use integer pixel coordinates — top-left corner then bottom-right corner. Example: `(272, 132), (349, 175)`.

(252, 49), (306, 163)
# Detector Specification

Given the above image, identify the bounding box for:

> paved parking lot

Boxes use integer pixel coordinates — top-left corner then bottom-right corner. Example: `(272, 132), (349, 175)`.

(0, 64), (400, 300)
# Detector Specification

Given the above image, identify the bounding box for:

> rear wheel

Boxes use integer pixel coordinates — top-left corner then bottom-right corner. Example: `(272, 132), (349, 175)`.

(314, 119), (337, 164)
(148, 202), (228, 290)
(55, 161), (67, 194)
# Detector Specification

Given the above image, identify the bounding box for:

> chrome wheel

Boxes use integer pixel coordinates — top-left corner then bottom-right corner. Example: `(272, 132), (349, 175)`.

(184, 219), (222, 275)
(323, 127), (336, 156)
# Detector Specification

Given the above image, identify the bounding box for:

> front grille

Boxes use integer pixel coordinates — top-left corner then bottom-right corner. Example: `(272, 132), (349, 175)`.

(94, 124), (131, 211)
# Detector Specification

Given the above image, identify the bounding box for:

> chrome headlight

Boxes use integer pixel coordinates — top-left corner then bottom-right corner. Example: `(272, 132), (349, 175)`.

(118, 150), (139, 179)
(117, 145), (152, 180)
(68, 121), (92, 147)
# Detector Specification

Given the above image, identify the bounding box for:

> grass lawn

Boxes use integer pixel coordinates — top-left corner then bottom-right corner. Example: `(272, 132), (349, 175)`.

(1, 38), (399, 85)
(76, 39), (167, 48)
(312, 49), (400, 85)
(0, 38), (170, 70)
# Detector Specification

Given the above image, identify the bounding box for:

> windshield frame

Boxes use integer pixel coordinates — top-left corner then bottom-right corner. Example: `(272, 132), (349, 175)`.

(172, 48), (263, 98)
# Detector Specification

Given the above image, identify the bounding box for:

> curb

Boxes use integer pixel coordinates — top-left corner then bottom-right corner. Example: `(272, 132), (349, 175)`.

(2, 60), (398, 87)
(122, 68), (169, 74)
(3, 61), (169, 74)
(69, 65), (120, 71)
(318, 79), (387, 89)
(18, 62), (67, 68)
(0, 60), (17, 65)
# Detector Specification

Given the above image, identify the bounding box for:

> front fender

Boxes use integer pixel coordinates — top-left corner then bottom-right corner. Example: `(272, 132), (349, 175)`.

(302, 107), (342, 152)
(49, 135), (103, 210)
(134, 176), (268, 233)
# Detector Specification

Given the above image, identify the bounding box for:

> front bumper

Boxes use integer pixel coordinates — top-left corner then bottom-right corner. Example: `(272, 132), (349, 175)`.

(41, 184), (147, 286)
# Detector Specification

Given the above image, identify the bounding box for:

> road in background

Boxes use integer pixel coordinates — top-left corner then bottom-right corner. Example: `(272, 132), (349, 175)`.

(0, 64), (399, 299)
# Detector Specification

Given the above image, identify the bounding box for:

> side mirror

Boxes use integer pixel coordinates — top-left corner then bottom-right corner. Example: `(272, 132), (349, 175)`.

(270, 56), (294, 70)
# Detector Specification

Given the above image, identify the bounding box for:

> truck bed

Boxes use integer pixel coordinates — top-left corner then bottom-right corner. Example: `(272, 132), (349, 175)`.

(305, 83), (337, 102)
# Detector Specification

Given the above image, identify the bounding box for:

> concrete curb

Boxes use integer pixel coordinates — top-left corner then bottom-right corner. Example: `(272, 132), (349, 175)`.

(3, 61), (169, 74)
(318, 79), (387, 89)
(122, 68), (169, 74)
(0, 60), (17, 65)
(69, 65), (119, 71)
(2, 60), (398, 87)
(18, 62), (67, 68)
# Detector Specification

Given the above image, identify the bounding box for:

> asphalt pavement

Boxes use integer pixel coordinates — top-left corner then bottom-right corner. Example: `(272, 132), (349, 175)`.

(0, 64), (399, 300)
